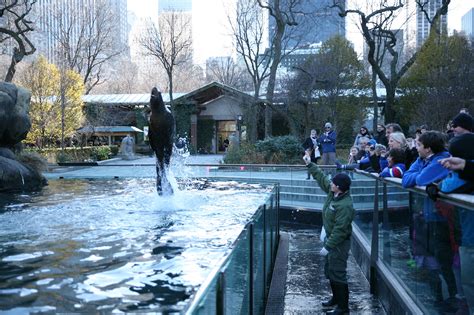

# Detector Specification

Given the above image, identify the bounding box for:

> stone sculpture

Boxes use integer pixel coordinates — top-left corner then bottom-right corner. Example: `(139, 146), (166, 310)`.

(120, 134), (135, 160)
(148, 87), (175, 195)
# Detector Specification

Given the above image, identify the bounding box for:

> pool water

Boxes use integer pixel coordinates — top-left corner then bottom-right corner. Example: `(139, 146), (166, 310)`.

(0, 179), (271, 313)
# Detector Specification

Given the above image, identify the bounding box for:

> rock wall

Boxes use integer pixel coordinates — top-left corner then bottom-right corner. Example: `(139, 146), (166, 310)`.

(0, 82), (47, 192)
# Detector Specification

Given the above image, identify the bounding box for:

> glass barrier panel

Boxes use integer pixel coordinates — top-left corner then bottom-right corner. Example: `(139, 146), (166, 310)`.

(269, 193), (278, 261)
(222, 228), (251, 315)
(456, 205), (474, 315)
(252, 209), (266, 314)
(264, 202), (273, 290)
(186, 186), (279, 315)
(191, 277), (218, 315)
(378, 188), (471, 314)
(351, 173), (378, 242)
(378, 183), (410, 263)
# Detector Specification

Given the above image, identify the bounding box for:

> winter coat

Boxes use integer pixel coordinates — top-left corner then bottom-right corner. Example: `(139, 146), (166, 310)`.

(402, 151), (451, 188)
(374, 131), (388, 147)
(460, 160), (474, 182)
(380, 162), (406, 178)
(302, 136), (321, 160)
(353, 132), (372, 147)
(402, 150), (451, 222)
(307, 163), (355, 250)
(319, 131), (337, 153)
(404, 147), (418, 170)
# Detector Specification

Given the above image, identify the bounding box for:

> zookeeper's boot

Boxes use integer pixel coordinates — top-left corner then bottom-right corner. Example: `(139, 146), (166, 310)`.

(322, 280), (338, 308)
(327, 283), (349, 315)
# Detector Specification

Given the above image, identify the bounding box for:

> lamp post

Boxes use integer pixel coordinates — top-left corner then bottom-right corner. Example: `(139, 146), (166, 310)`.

(236, 115), (243, 146)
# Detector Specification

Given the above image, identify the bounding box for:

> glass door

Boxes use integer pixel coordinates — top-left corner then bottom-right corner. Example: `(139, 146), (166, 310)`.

(217, 120), (236, 153)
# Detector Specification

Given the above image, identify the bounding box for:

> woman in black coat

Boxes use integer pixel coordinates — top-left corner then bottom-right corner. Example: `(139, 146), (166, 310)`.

(303, 129), (321, 179)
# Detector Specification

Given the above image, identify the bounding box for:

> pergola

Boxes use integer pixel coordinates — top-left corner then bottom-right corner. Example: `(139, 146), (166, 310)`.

(77, 126), (143, 146)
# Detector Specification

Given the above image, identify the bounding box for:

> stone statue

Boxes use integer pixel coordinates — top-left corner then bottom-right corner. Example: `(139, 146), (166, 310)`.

(0, 82), (47, 192)
(120, 134), (135, 160)
(148, 87), (175, 195)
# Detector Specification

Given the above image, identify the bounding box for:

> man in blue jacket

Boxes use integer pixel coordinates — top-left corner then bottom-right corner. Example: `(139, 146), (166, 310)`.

(402, 131), (458, 312)
(319, 122), (337, 165)
(402, 131), (450, 188)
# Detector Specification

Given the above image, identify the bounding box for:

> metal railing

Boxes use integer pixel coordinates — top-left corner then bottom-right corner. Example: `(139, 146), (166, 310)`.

(353, 169), (474, 315)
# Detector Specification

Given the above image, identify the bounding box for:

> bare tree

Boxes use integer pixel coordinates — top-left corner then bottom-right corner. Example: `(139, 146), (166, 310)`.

(206, 56), (245, 87)
(97, 60), (139, 94)
(332, 0), (451, 122)
(173, 62), (205, 92)
(229, 0), (271, 142)
(257, 0), (303, 137)
(137, 11), (192, 112)
(0, 0), (36, 82)
(44, 0), (123, 94)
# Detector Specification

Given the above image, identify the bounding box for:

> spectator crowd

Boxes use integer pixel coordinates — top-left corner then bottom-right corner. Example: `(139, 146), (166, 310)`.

(302, 108), (474, 314)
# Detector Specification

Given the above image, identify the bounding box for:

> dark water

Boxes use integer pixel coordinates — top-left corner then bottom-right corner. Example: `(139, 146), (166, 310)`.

(0, 179), (270, 313)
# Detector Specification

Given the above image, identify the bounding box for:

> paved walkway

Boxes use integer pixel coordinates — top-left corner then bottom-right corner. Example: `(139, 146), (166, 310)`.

(283, 225), (385, 314)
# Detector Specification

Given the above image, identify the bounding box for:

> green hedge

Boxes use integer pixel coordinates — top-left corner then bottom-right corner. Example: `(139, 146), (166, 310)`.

(28, 145), (119, 163)
(224, 136), (303, 164)
(224, 137), (353, 164)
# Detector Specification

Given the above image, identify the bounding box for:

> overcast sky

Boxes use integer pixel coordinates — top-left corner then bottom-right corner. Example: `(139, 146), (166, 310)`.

(127, 0), (473, 62)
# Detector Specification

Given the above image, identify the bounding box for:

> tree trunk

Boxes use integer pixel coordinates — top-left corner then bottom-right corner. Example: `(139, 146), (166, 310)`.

(384, 86), (396, 123)
(265, 26), (284, 138)
(248, 97), (259, 143)
(371, 69), (378, 130)
(5, 52), (22, 82)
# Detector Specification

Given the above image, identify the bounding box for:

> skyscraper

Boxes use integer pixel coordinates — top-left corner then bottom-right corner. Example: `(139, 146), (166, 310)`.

(158, 0), (192, 13)
(267, 0), (345, 49)
(401, 0), (449, 51)
(461, 8), (474, 38)
(415, 0), (448, 47)
(157, 0), (193, 64)
(109, 0), (130, 58)
(33, 0), (129, 64)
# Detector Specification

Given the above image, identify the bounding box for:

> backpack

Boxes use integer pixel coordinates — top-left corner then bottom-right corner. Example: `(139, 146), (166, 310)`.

(439, 171), (474, 194)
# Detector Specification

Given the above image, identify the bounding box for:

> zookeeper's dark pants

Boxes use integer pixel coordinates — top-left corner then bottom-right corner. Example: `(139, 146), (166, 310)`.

(324, 238), (351, 284)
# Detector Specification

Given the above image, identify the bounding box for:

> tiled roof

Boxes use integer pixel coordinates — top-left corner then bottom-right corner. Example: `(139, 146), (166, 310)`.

(82, 93), (185, 105)
(77, 126), (143, 133)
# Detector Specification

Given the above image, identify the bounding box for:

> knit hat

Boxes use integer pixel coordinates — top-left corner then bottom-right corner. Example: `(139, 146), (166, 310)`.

(332, 173), (351, 192)
(451, 113), (473, 131)
(448, 133), (474, 159)
(325, 122), (332, 128)
(368, 139), (377, 146)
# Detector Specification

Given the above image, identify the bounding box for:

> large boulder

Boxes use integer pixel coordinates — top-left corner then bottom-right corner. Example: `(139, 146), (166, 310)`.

(0, 82), (31, 147)
(0, 153), (47, 192)
(0, 82), (47, 192)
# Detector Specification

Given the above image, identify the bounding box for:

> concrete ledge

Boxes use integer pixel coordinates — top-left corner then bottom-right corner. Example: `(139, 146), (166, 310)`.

(97, 157), (122, 165)
(57, 161), (98, 166)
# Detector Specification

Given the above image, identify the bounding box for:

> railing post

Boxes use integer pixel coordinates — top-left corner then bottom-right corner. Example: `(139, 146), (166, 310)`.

(382, 182), (391, 265)
(269, 196), (273, 268)
(370, 178), (379, 294)
(249, 223), (254, 315)
(216, 271), (225, 315)
(276, 184), (280, 241)
(263, 204), (267, 296)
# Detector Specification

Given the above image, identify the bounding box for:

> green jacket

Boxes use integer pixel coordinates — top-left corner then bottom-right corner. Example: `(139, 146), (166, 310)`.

(307, 163), (355, 250)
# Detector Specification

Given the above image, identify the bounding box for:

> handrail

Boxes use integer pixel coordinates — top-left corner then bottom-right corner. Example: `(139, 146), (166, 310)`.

(60, 163), (338, 168)
(353, 169), (474, 210)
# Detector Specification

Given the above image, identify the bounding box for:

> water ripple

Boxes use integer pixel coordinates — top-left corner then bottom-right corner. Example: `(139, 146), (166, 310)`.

(0, 178), (271, 313)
